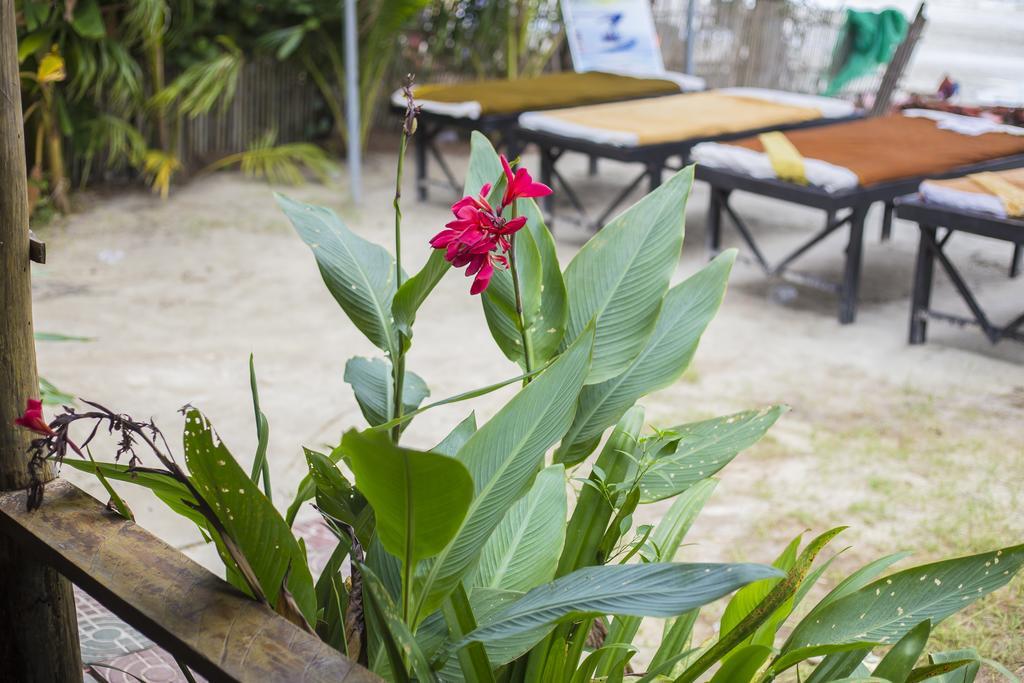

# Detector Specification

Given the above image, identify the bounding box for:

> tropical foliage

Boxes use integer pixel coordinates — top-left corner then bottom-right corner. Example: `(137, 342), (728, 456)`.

(27, 116), (1024, 683)
(409, 0), (564, 80)
(14, 0), (432, 212)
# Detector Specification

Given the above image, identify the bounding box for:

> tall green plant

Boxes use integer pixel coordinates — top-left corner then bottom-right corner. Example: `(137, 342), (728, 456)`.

(27, 101), (1024, 683)
(15, 0), (333, 208)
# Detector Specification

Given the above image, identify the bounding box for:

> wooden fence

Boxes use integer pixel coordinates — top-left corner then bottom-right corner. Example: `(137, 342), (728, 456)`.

(176, 59), (324, 169)
(652, 0), (888, 100)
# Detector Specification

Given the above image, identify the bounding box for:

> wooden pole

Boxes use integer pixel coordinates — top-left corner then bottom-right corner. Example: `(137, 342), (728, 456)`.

(0, 1), (83, 679)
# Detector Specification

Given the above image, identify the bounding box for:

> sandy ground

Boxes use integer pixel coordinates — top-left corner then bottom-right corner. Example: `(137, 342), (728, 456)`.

(31, 143), (1024, 674)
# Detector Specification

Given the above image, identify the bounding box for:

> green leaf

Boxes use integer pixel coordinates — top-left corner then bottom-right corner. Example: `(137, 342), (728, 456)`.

(481, 223), (543, 367)
(602, 479), (718, 650)
(343, 428), (473, 571)
(773, 643), (881, 675)
(431, 413), (477, 456)
(81, 448), (133, 521)
(371, 369), (540, 434)
(71, 0), (106, 39)
(481, 197), (567, 370)
(305, 448), (374, 545)
(557, 407), (645, 577)
(392, 249), (450, 338)
(18, 29), (53, 62)
(314, 534), (352, 653)
(909, 660), (976, 683)
(60, 459), (203, 528)
(674, 527), (846, 683)
(719, 533), (802, 642)
(413, 326), (594, 624)
(441, 583), (497, 683)
(806, 649), (873, 683)
(783, 545), (1024, 652)
(182, 409), (316, 625)
(803, 551), (913, 623)
(360, 564), (437, 682)
(873, 620), (931, 682)
(276, 194), (400, 356)
(923, 650), (981, 683)
(464, 131), (504, 196)
(555, 250), (736, 464)
(343, 356), (429, 427)
(462, 562), (781, 645)
(572, 645), (634, 683)
(708, 645), (772, 683)
(562, 165), (693, 384)
(434, 587), (546, 676)
(636, 407), (785, 503)
(34, 331), (93, 342)
(518, 198), (567, 365)
(467, 587), (543, 667)
(38, 376), (75, 406)
(470, 464), (567, 593)
(248, 355), (271, 499)
(638, 648), (700, 683)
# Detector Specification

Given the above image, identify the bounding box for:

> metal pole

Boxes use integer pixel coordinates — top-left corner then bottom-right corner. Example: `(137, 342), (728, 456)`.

(683, 0), (697, 74)
(344, 0), (362, 203)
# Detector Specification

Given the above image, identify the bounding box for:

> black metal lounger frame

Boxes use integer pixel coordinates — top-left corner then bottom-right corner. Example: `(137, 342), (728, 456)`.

(895, 197), (1023, 345)
(511, 115), (861, 232)
(399, 89), (682, 202)
(408, 109), (520, 200)
(696, 154), (1024, 325)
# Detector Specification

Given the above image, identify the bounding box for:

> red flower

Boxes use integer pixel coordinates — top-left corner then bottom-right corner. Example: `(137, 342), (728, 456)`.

(430, 157), (550, 294)
(500, 154), (552, 209)
(14, 398), (53, 436)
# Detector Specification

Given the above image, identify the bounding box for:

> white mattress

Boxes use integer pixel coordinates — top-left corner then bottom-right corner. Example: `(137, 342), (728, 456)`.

(395, 70), (706, 121)
(517, 89), (857, 148)
(919, 181), (1009, 218)
(691, 142), (860, 192)
(903, 109), (1024, 137)
(691, 110), (1024, 194)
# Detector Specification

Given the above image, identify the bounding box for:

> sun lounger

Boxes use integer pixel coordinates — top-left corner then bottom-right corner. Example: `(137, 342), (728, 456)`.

(690, 111), (1024, 324)
(897, 168), (1024, 345)
(513, 88), (858, 229)
(395, 70), (705, 200)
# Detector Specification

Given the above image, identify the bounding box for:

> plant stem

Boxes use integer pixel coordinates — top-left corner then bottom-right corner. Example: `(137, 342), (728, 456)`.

(508, 206), (535, 380)
(391, 129), (409, 443)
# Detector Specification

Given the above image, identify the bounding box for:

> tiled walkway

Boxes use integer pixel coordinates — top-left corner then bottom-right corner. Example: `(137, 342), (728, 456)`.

(79, 518), (337, 682)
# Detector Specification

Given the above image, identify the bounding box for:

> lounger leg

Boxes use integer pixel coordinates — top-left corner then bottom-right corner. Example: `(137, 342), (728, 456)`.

(706, 188), (728, 256)
(909, 224), (936, 344)
(647, 162), (662, 191)
(1011, 243), (1022, 278)
(880, 201), (894, 242)
(416, 123), (429, 201)
(588, 155), (599, 176)
(838, 205), (868, 325)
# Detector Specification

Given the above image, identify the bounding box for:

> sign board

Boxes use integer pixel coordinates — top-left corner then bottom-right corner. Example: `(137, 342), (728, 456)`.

(562, 0), (666, 75)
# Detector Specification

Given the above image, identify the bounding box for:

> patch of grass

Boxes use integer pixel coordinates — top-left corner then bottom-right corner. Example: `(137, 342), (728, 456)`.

(751, 387), (1024, 674)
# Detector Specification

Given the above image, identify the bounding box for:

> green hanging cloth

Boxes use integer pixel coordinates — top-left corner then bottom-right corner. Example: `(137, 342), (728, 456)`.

(823, 8), (908, 96)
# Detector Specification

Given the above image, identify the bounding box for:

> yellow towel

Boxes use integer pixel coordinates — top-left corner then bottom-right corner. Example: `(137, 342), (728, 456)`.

(968, 172), (1024, 218)
(531, 92), (823, 145)
(758, 132), (808, 185)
